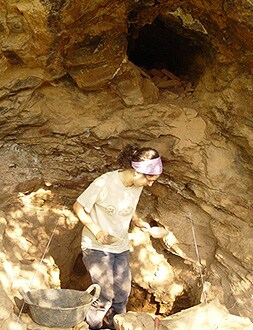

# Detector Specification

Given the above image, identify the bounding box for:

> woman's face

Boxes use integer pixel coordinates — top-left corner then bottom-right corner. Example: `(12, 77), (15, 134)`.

(133, 172), (160, 187)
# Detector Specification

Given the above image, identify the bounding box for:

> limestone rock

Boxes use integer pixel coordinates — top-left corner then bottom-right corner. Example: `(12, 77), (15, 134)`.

(0, 0), (253, 327)
(0, 289), (13, 322)
(0, 289), (26, 330)
(114, 299), (253, 330)
(114, 311), (156, 330)
(109, 60), (159, 106)
(1, 0), (252, 99)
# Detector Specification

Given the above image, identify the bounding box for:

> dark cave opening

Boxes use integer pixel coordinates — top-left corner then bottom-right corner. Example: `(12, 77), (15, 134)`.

(127, 18), (208, 85)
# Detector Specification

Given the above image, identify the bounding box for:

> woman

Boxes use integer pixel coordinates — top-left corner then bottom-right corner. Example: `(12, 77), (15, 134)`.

(73, 144), (163, 329)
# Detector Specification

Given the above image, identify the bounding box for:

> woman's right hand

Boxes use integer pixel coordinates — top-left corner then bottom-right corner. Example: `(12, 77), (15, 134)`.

(95, 230), (109, 244)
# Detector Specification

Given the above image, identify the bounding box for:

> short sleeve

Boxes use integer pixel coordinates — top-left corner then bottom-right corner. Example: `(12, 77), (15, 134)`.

(76, 176), (106, 213)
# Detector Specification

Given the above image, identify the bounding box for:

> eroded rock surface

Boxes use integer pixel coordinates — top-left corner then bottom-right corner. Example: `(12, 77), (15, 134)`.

(0, 0), (253, 329)
(114, 299), (253, 330)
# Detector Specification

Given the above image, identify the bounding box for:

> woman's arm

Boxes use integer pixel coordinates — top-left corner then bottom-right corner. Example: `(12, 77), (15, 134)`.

(131, 211), (151, 230)
(73, 201), (109, 244)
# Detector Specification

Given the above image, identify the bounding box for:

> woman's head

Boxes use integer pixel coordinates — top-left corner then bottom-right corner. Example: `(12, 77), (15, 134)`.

(118, 144), (163, 187)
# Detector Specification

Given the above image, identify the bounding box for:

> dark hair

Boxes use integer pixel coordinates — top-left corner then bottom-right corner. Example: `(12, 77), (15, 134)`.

(117, 144), (160, 169)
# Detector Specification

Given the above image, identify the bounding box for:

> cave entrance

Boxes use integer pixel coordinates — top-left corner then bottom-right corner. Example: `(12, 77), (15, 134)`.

(127, 17), (208, 86)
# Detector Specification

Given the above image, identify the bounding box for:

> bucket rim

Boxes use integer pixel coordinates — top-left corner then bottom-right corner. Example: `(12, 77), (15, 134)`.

(27, 301), (93, 311)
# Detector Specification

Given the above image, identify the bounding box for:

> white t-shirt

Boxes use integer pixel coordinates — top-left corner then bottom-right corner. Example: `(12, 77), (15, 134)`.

(77, 170), (143, 253)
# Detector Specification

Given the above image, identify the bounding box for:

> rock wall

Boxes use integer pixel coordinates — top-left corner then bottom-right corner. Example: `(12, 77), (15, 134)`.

(0, 0), (253, 328)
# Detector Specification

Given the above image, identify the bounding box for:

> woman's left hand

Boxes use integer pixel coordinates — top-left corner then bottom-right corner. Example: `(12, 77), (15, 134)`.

(134, 218), (151, 230)
(95, 230), (109, 244)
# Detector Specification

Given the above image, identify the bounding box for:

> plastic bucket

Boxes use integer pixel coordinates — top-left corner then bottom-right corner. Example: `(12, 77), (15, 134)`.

(20, 284), (100, 328)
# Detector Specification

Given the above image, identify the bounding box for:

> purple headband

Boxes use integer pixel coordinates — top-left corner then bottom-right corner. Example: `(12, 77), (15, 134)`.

(131, 157), (163, 175)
